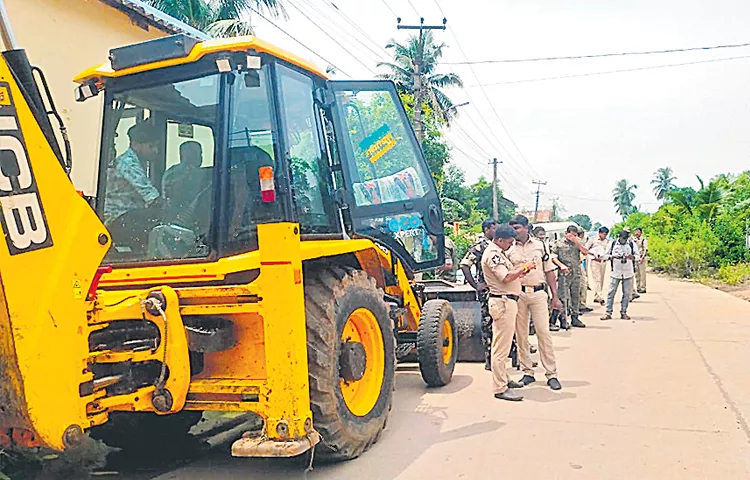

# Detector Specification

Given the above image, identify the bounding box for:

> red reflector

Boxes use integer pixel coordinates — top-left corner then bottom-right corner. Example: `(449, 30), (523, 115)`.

(87, 265), (113, 300)
(261, 190), (276, 202)
(259, 166), (275, 203)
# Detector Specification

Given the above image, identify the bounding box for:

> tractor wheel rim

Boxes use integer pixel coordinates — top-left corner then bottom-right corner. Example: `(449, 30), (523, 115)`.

(442, 319), (453, 365)
(340, 308), (384, 416)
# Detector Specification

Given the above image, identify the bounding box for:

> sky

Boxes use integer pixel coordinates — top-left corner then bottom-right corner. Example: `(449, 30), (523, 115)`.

(250, 0), (750, 226)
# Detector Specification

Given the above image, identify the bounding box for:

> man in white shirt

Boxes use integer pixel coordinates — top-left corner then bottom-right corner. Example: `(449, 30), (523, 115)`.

(586, 226), (612, 305)
(601, 230), (639, 320)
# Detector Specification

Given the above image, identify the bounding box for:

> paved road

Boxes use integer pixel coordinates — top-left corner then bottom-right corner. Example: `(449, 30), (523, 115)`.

(151, 275), (750, 480)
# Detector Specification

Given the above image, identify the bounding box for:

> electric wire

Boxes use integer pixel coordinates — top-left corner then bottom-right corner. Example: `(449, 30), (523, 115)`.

(247, 5), (351, 77)
(443, 41), (750, 65)
(469, 54), (750, 86)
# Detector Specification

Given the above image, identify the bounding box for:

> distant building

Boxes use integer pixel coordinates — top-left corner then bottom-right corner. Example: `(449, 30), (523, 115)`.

(5, 0), (207, 194)
(517, 209), (552, 223)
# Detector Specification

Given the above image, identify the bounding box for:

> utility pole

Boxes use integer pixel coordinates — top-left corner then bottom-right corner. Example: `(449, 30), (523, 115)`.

(490, 158), (502, 220)
(532, 180), (547, 222)
(397, 17), (446, 146)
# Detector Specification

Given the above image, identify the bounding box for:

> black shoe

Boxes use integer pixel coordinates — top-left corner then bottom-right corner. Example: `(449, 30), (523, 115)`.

(484, 359), (491, 371)
(507, 379), (524, 389)
(580, 306), (593, 313)
(559, 316), (570, 330)
(530, 345), (537, 354)
(547, 378), (562, 390)
(571, 317), (586, 328)
(549, 322), (560, 332)
(520, 374), (536, 386)
(494, 390), (523, 401)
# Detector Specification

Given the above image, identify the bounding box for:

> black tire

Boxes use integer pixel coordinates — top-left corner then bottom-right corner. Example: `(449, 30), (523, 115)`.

(417, 299), (458, 387)
(304, 264), (396, 461)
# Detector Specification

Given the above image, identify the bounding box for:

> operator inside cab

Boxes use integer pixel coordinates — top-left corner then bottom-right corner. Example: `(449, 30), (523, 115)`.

(103, 122), (160, 225)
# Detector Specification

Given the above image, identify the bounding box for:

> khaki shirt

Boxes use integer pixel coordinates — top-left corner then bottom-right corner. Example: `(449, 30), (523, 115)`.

(481, 241), (521, 295)
(586, 236), (611, 260)
(507, 237), (555, 286)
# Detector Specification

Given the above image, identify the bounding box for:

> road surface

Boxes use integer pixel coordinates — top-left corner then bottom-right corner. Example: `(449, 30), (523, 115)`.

(138, 275), (750, 479)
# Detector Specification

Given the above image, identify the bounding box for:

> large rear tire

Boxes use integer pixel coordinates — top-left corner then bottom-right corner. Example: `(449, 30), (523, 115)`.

(304, 264), (396, 461)
(417, 299), (458, 387)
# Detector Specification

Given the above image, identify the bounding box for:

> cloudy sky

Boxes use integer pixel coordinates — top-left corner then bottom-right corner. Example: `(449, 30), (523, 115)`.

(252, 0), (750, 226)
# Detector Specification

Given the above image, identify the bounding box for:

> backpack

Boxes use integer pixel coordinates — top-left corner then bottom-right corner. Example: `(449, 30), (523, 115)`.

(608, 240), (636, 269)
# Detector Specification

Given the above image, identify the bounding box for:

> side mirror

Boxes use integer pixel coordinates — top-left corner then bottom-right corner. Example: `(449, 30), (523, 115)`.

(75, 80), (99, 102)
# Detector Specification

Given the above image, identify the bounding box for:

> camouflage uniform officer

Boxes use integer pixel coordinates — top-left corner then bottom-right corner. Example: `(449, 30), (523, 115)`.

(459, 219), (498, 370)
(552, 225), (590, 329)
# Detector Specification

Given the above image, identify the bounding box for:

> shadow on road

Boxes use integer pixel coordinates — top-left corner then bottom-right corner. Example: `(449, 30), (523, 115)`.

(148, 373), (503, 480)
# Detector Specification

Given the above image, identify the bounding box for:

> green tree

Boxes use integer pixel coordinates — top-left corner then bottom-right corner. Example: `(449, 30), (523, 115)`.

(378, 31), (463, 145)
(471, 177), (513, 222)
(145, 0), (283, 36)
(612, 179), (637, 219)
(568, 214), (592, 231)
(651, 167), (677, 202)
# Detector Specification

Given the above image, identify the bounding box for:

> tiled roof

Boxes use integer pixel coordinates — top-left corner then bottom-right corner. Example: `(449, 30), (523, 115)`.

(101, 0), (210, 40)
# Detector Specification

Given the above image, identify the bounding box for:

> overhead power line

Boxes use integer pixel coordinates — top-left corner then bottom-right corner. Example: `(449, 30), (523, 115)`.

(287, 0), (377, 75)
(325, 1), (392, 59)
(247, 5), (351, 78)
(296, 0), (388, 65)
(470, 54), (750, 87)
(442, 18), (544, 179)
(443, 41), (750, 65)
(379, 0), (398, 18)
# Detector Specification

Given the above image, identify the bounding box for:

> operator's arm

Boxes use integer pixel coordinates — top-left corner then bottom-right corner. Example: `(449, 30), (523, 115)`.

(120, 154), (159, 205)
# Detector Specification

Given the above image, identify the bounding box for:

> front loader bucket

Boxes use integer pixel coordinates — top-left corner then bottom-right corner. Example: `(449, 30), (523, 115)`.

(422, 281), (485, 362)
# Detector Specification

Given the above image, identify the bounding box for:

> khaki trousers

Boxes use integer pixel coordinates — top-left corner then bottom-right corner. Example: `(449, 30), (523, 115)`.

(489, 296), (518, 394)
(636, 258), (647, 292)
(516, 290), (557, 379)
(579, 263), (589, 307)
(590, 260), (607, 301)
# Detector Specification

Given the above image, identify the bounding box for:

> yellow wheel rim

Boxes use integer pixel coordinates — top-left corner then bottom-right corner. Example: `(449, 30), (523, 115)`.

(442, 319), (453, 365)
(340, 308), (384, 417)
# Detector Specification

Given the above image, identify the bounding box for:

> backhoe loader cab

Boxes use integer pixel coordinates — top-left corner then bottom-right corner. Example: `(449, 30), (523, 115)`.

(79, 35), (444, 269)
(0, 34), (457, 461)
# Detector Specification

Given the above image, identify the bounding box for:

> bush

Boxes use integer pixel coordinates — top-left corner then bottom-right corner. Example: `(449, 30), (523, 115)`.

(716, 263), (750, 285)
(648, 230), (718, 277)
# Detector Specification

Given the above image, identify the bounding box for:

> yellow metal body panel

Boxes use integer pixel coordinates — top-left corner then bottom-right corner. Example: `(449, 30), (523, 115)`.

(74, 36), (328, 84)
(0, 60), (110, 449)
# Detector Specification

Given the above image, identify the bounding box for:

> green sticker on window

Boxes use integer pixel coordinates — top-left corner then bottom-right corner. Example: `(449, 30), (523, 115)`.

(359, 124), (397, 163)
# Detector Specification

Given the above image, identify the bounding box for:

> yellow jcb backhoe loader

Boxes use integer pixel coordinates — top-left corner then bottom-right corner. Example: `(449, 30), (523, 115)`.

(0, 3), (483, 463)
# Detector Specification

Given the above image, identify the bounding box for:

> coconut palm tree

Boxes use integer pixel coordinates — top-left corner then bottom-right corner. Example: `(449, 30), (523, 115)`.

(612, 179), (637, 219)
(145, 0), (283, 37)
(377, 31), (463, 145)
(651, 167), (676, 202)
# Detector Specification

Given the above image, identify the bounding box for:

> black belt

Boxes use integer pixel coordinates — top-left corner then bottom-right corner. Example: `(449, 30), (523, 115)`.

(489, 293), (519, 301)
(521, 284), (546, 293)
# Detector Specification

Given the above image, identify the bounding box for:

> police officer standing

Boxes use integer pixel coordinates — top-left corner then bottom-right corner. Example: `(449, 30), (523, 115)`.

(459, 219), (498, 370)
(482, 225), (530, 401)
(552, 225), (590, 329)
(508, 216), (563, 390)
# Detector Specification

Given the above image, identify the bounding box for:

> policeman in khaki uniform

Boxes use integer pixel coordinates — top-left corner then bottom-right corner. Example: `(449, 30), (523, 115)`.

(481, 225), (531, 401)
(508, 216), (563, 390)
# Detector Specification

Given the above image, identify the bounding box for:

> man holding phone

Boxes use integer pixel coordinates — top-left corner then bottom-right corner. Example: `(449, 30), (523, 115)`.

(601, 230), (640, 320)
